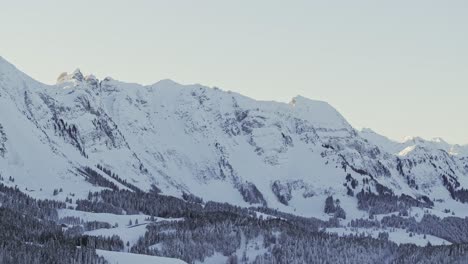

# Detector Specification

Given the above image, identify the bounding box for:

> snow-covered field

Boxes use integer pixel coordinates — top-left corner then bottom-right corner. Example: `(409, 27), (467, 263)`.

(96, 250), (188, 264)
(59, 209), (183, 249)
(87, 224), (149, 249)
(59, 209), (152, 227)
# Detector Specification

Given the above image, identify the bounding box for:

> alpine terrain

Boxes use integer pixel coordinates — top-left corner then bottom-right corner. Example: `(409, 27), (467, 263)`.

(1, 56), (468, 263)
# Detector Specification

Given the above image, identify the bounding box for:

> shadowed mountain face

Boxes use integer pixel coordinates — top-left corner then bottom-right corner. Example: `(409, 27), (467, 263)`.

(0, 56), (468, 220)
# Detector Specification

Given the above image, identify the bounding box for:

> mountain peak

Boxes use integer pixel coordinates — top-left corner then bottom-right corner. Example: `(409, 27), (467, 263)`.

(71, 68), (84, 81)
(150, 78), (180, 88)
(402, 136), (450, 146)
(402, 136), (424, 143)
(431, 137), (447, 144)
(56, 68), (86, 84)
(289, 95), (351, 130)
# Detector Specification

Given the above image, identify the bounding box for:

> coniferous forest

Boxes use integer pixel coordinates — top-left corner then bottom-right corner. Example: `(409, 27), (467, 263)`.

(2, 170), (468, 264)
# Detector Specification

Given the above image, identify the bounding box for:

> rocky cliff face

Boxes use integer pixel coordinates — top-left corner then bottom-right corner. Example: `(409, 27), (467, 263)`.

(0, 56), (467, 219)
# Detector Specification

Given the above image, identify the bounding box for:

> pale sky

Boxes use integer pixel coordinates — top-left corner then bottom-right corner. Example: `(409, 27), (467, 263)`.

(1, 0), (467, 144)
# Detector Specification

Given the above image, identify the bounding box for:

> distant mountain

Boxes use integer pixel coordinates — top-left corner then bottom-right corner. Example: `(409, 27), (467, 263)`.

(360, 128), (468, 156)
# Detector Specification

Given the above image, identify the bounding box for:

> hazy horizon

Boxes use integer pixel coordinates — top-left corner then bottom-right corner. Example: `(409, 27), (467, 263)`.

(1, 0), (467, 144)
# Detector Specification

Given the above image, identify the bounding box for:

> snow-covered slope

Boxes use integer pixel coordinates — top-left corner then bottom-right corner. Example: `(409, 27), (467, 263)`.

(1, 56), (468, 220)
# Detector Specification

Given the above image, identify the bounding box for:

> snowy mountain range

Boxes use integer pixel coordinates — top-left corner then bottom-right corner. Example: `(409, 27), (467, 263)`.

(1, 55), (468, 221)
(3, 56), (468, 263)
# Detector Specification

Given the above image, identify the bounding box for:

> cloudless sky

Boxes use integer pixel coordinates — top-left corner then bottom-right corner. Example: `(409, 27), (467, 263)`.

(1, 0), (467, 144)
